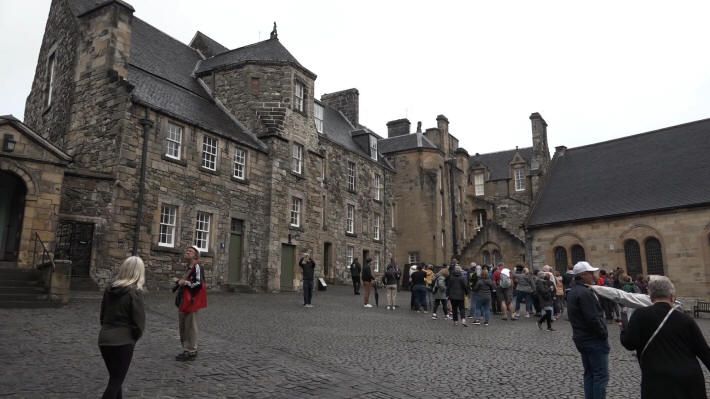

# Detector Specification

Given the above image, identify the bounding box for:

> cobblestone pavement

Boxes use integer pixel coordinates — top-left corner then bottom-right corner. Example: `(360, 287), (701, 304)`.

(2, 285), (710, 398)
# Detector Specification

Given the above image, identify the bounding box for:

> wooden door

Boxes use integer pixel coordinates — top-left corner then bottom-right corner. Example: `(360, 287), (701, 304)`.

(55, 221), (94, 278)
(280, 244), (295, 290)
(228, 219), (243, 284)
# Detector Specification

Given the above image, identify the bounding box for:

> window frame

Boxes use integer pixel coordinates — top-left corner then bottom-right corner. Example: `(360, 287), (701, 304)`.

(294, 81), (305, 113)
(158, 204), (177, 247)
(347, 245), (354, 266)
(474, 172), (485, 196)
(314, 102), (324, 133)
(408, 252), (420, 264)
(346, 204), (355, 234)
(166, 122), (183, 160)
(373, 251), (380, 272)
(514, 167), (526, 191)
(233, 147), (247, 180)
(194, 211), (211, 252)
(347, 161), (356, 191)
(290, 197), (302, 228)
(373, 213), (381, 240)
(369, 135), (378, 161)
(374, 174), (381, 201)
(291, 142), (304, 175)
(47, 51), (56, 108)
(201, 135), (218, 171)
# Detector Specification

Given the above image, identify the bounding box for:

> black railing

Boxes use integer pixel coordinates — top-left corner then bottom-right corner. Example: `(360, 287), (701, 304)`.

(32, 232), (55, 271)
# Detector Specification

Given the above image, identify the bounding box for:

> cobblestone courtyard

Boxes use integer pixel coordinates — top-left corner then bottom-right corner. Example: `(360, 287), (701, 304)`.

(2, 285), (710, 398)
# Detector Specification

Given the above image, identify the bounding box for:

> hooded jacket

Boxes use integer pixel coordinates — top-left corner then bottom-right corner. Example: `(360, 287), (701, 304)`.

(99, 285), (145, 346)
(446, 271), (470, 301)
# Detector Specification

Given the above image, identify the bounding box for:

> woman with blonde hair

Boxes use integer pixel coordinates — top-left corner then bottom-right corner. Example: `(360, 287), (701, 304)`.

(98, 256), (146, 398)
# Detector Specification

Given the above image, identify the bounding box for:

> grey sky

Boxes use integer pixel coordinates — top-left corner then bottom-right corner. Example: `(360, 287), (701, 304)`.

(2, 0), (709, 155)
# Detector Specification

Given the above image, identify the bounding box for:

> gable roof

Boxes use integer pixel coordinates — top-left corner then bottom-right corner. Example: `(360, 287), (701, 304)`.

(126, 18), (266, 152)
(470, 147), (533, 181)
(67, 0), (134, 17)
(527, 118), (710, 228)
(189, 31), (229, 58)
(0, 115), (72, 162)
(195, 38), (316, 78)
(378, 133), (438, 154)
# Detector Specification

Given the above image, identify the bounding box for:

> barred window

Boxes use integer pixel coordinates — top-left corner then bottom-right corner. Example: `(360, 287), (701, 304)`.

(624, 239), (642, 277)
(374, 174), (381, 201)
(571, 244), (586, 264)
(201, 136), (218, 171)
(166, 123), (182, 159)
(474, 173), (484, 196)
(408, 252), (420, 264)
(645, 237), (664, 275)
(347, 161), (356, 191)
(554, 246), (567, 273)
(292, 143), (303, 174)
(347, 245), (354, 266)
(158, 205), (176, 247)
(346, 204), (355, 234)
(314, 102), (323, 133)
(194, 212), (211, 252)
(373, 213), (381, 240)
(294, 82), (305, 112)
(514, 168), (525, 191)
(290, 197), (302, 227)
(233, 148), (246, 180)
(374, 251), (380, 272)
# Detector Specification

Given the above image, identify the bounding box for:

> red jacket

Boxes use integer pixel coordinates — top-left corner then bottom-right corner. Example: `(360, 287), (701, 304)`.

(179, 263), (207, 313)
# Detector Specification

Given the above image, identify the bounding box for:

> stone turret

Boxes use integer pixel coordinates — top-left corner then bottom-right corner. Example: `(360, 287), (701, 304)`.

(529, 112), (551, 196)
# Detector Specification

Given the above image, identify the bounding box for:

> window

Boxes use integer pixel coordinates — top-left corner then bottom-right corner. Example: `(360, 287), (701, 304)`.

(292, 143), (303, 174)
(463, 220), (466, 240)
(571, 244), (586, 264)
(290, 197), (302, 227)
(47, 52), (56, 107)
(369, 135), (378, 161)
(482, 250), (491, 266)
(347, 161), (356, 191)
(493, 250), (502, 266)
(441, 230), (445, 248)
(321, 194), (327, 228)
(391, 203), (396, 229)
(321, 156), (326, 180)
(624, 239), (642, 277)
(373, 213), (381, 240)
(346, 204), (355, 234)
(554, 246), (567, 273)
(440, 193), (444, 216)
(194, 212), (211, 252)
(165, 123), (183, 160)
(233, 147), (246, 180)
(476, 211), (485, 229)
(474, 173), (484, 196)
(374, 174), (381, 201)
(314, 102), (324, 133)
(374, 251), (380, 272)
(158, 205), (177, 247)
(645, 237), (664, 275)
(408, 252), (420, 264)
(514, 168), (525, 191)
(201, 136), (218, 171)
(347, 245), (354, 266)
(438, 168), (443, 190)
(294, 81), (305, 112)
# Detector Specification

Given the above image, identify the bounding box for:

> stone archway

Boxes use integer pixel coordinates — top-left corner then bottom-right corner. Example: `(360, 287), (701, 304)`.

(0, 170), (28, 262)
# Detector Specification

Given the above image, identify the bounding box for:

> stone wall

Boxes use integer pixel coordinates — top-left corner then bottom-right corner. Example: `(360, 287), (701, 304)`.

(529, 207), (710, 298)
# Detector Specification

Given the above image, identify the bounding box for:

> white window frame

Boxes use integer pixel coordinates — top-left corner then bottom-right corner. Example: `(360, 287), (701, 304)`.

(391, 203), (395, 229)
(373, 213), (381, 240)
(514, 167), (525, 191)
(374, 174), (381, 201)
(294, 81), (305, 112)
(47, 52), (56, 107)
(474, 173), (484, 196)
(476, 211), (484, 229)
(314, 102), (323, 133)
(408, 252), (419, 264)
(194, 212), (211, 252)
(347, 245), (354, 266)
(346, 204), (355, 234)
(233, 147), (246, 180)
(292, 143), (303, 174)
(347, 161), (356, 191)
(290, 197), (302, 227)
(201, 135), (218, 171)
(374, 251), (380, 272)
(369, 135), (378, 161)
(166, 123), (183, 160)
(158, 204), (177, 247)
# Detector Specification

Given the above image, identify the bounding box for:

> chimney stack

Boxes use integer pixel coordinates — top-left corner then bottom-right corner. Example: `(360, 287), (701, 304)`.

(554, 145), (567, 157)
(321, 88), (359, 127)
(386, 118), (411, 138)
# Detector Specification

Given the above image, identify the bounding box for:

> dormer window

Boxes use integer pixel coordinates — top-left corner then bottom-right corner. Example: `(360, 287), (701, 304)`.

(474, 172), (484, 196)
(314, 102), (324, 133)
(369, 135), (378, 161)
(514, 168), (525, 191)
(294, 81), (305, 113)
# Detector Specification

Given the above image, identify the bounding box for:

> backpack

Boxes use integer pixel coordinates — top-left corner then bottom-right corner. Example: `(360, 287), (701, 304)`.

(500, 273), (512, 289)
(430, 275), (439, 293)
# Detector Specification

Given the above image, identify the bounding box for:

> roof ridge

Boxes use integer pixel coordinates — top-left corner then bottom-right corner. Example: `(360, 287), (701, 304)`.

(473, 146), (532, 157)
(202, 37), (275, 61)
(563, 117), (710, 153)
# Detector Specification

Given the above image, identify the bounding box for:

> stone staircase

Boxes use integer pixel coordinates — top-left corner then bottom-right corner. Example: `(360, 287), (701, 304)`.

(0, 266), (61, 308)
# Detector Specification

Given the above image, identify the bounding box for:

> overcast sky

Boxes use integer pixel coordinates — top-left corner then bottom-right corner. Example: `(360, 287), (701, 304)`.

(2, 1), (709, 154)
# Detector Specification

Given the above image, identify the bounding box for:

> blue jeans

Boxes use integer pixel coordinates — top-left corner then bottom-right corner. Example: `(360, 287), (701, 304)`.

(303, 280), (314, 305)
(574, 339), (609, 399)
(477, 297), (491, 322)
(468, 292), (480, 318)
(515, 291), (533, 313)
(412, 285), (427, 310)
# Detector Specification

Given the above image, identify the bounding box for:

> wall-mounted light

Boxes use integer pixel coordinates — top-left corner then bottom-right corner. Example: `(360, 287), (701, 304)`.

(3, 134), (16, 152)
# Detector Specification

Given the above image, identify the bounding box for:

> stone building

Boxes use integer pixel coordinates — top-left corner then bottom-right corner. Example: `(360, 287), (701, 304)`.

(527, 118), (710, 298)
(16, 0), (395, 291)
(380, 113), (550, 269)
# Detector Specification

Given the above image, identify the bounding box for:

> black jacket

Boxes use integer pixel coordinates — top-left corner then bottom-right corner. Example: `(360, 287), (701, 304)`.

(446, 272), (471, 301)
(383, 264), (400, 286)
(350, 261), (361, 277)
(567, 283), (608, 343)
(99, 285), (145, 346)
(361, 263), (374, 282)
(299, 258), (316, 281)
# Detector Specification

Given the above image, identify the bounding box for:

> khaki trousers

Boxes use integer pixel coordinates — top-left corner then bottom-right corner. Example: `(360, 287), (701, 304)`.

(386, 285), (397, 306)
(179, 311), (199, 353)
(363, 281), (372, 305)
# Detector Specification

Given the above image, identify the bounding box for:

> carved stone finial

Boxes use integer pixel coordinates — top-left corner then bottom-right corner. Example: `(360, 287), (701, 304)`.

(270, 22), (278, 39)
(416, 121), (422, 133)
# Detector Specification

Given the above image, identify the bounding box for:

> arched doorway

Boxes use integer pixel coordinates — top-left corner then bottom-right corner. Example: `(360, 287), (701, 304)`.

(0, 171), (27, 262)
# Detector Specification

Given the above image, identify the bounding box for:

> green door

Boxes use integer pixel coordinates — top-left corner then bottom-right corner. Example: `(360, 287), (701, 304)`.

(228, 233), (243, 283)
(280, 244), (295, 290)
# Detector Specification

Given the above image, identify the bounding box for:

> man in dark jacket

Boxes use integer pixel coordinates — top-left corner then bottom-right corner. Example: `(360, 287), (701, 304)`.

(350, 258), (361, 295)
(299, 253), (316, 307)
(567, 261), (608, 399)
(361, 259), (374, 308)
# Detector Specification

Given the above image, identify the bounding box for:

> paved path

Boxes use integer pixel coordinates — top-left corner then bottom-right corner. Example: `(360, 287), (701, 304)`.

(2, 285), (710, 398)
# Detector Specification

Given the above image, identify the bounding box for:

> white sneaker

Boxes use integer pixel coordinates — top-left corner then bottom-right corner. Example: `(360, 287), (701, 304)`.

(364, 304), (373, 308)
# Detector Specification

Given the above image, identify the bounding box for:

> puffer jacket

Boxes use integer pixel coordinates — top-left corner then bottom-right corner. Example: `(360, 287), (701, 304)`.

(432, 275), (448, 300)
(514, 273), (534, 293)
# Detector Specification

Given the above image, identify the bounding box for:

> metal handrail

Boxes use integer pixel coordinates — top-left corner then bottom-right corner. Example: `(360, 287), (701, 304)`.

(32, 232), (55, 271)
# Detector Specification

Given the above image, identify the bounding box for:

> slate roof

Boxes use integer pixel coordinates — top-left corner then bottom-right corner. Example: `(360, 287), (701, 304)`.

(378, 133), (438, 154)
(195, 38), (316, 78)
(189, 31), (229, 58)
(470, 147), (533, 181)
(67, 0), (134, 17)
(527, 118), (710, 228)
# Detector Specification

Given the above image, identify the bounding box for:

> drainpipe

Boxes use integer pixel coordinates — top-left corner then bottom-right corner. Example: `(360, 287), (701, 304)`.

(446, 158), (458, 258)
(133, 107), (153, 256)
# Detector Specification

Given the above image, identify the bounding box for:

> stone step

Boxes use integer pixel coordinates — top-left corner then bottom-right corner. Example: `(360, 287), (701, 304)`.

(0, 261), (18, 268)
(1, 286), (47, 294)
(0, 267), (42, 281)
(0, 292), (49, 302)
(0, 279), (43, 288)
